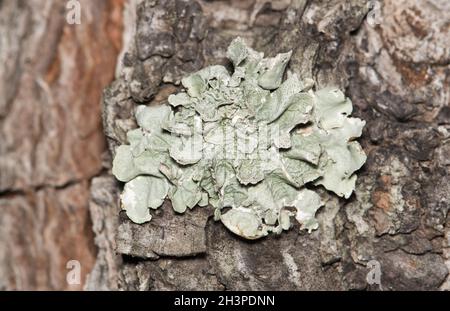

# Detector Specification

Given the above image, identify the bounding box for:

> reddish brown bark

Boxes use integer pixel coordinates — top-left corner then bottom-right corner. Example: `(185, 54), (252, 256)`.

(0, 0), (124, 290)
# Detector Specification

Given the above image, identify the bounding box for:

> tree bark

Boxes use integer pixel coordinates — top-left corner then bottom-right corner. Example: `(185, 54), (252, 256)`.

(87, 0), (450, 291)
(0, 0), (448, 291)
(0, 0), (124, 290)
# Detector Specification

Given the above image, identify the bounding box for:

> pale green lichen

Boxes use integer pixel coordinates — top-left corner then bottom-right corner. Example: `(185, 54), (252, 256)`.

(112, 37), (367, 239)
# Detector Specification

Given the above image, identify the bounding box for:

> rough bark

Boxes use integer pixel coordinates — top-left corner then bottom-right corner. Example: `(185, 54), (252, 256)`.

(0, 0), (448, 291)
(87, 0), (449, 291)
(0, 0), (124, 290)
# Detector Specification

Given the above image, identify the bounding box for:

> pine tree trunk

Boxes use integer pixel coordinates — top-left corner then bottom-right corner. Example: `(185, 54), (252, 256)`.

(1, 0), (448, 291)
(0, 0), (124, 290)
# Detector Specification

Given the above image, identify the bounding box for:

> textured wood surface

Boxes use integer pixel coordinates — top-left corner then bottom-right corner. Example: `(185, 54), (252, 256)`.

(0, 0), (124, 290)
(0, 0), (448, 290)
(93, 0), (449, 291)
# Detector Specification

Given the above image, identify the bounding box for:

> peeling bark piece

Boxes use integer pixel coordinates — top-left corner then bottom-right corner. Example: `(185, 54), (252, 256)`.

(116, 202), (210, 258)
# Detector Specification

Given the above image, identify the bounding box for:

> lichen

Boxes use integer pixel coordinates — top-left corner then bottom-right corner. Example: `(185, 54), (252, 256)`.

(112, 37), (367, 239)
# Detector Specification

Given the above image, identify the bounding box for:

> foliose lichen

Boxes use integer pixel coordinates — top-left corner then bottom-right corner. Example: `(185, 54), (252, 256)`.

(112, 37), (367, 240)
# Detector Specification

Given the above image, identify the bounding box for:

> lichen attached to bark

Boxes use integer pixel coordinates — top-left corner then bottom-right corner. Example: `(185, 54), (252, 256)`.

(112, 37), (366, 240)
